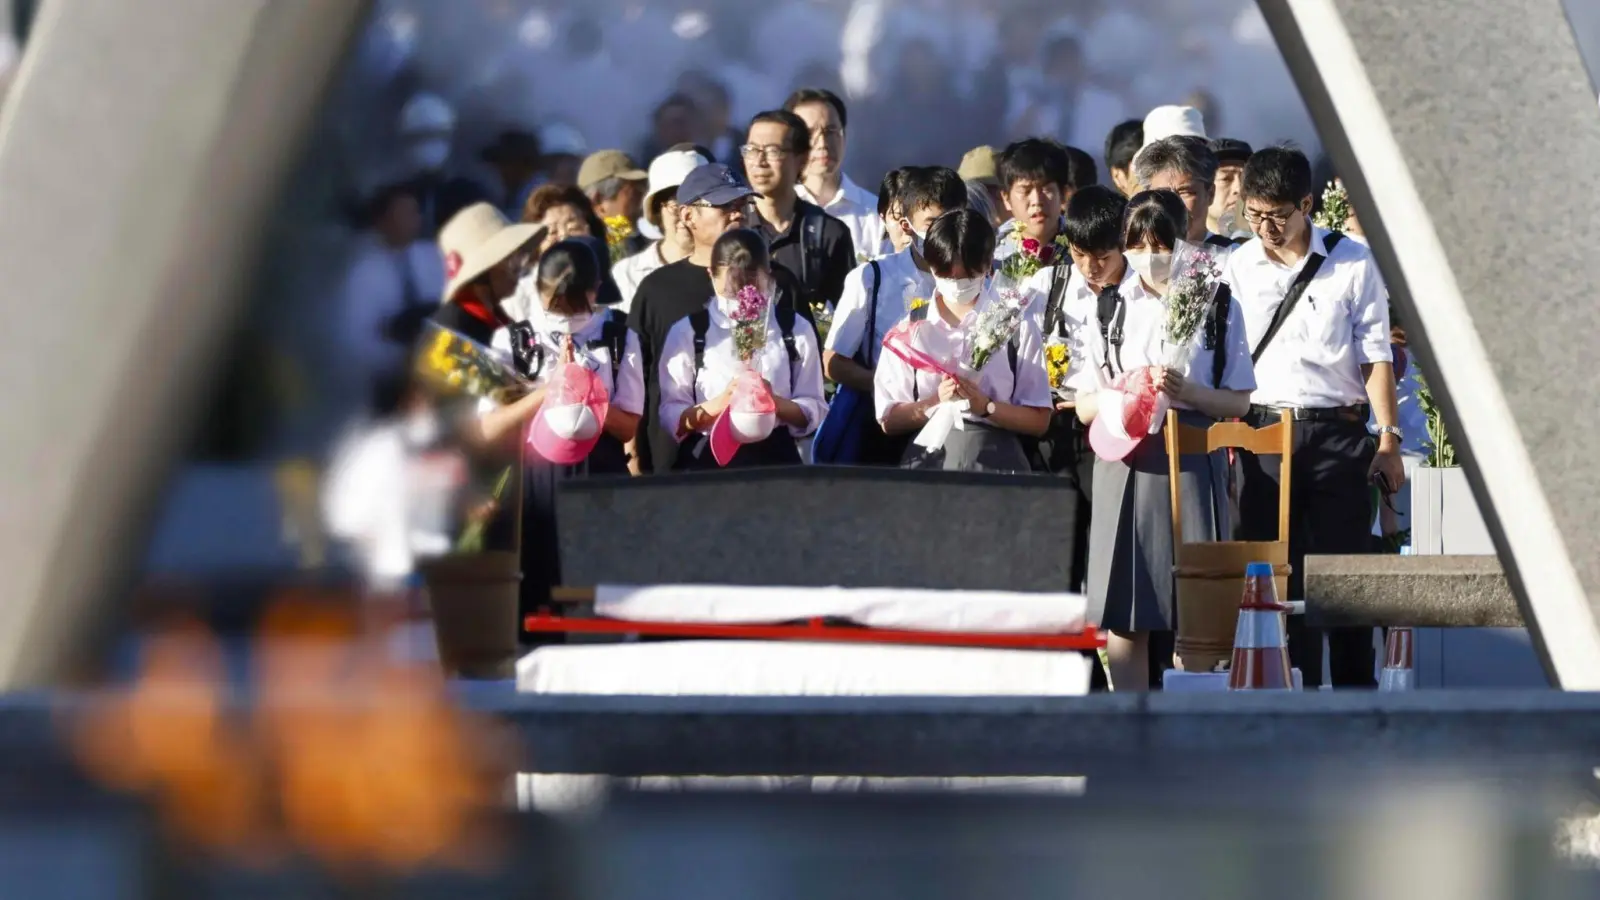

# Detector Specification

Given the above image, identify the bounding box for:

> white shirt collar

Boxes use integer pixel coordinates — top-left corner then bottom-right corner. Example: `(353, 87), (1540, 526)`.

(797, 174), (874, 212)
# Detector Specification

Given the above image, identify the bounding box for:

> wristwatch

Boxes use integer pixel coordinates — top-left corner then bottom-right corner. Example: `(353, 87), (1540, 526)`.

(1377, 424), (1403, 442)
(980, 400), (997, 418)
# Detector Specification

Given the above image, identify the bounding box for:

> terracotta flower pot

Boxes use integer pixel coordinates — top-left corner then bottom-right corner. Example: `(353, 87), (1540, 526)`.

(417, 551), (521, 680)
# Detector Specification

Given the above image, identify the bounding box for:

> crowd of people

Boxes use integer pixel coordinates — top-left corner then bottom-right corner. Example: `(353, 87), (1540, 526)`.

(321, 0), (1438, 693)
(329, 69), (1415, 693)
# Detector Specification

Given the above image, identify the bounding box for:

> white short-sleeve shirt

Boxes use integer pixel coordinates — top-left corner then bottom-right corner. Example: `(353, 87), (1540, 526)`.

(1066, 268), (1257, 407)
(483, 308), (646, 416)
(824, 248), (934, 363)
(874, 287), (1053, 425)
(1224, 225), (1391, 408)
(658, 299), (828, 439)
(797, 174), (887, 262)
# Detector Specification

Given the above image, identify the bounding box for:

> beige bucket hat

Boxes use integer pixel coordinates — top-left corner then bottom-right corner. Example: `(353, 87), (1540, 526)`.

(438, 203), (547, 303)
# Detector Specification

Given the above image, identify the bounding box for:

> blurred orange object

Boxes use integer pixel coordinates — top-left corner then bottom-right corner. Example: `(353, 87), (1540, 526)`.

(70, 596), (513, 875)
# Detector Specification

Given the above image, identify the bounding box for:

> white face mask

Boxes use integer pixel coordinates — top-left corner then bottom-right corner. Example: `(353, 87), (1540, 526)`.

(934, 275), (985, 305)
(408, 137), (451, 173)
(502, 273), (540, 323)
(544, 309), (594, 334)
(1125, 250), (1173, 287)
(907, 223), (926, 257)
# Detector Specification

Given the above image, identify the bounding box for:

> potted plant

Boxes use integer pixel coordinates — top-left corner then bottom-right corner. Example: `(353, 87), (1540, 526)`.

(1408, 377), (1491, 555)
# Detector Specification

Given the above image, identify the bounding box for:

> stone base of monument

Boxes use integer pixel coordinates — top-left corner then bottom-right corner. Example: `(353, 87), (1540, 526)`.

(1410, 467), (1547, 688)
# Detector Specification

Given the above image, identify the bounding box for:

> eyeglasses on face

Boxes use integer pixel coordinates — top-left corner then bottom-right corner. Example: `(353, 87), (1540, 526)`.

(809, 127), (844, 145)
(1244, 206), (1299, 227)
(739, 144), (793, 162)
(690, 200), (746, 214)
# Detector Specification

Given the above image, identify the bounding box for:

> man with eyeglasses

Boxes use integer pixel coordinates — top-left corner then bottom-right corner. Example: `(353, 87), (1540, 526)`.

(741, 109), (857, 324)
(785, 88), (886, 263)
(627, 162), (811, 472)
(1224, 145), (1405, 690)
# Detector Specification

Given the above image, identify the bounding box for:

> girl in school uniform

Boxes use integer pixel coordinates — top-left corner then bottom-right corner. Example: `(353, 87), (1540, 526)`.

(474, 240), (645, 625)
(657, 228), (827, 469)
(875, 208), (1052, 472)
(1070, 190), (1256, 691)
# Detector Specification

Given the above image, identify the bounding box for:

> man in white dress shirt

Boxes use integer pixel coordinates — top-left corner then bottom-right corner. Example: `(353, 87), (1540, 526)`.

(786, 88), (887, 263)
(823, 166), (968, 465)
(1225, 146), (1406, 689)
(611, 147), (708, 314)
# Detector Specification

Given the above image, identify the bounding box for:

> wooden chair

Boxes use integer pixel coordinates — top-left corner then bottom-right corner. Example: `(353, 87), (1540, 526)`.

(1164, 410), (1293, 672)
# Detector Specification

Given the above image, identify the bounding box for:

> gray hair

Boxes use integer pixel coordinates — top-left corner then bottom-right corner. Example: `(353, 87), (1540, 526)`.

(1133, 136), (1219, 190)
(964, 179), (1000, 227)
(587, 174), (629, 203)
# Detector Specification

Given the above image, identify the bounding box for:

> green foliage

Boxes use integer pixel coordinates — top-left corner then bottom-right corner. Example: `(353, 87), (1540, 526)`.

(1416, 375), (1457, 468)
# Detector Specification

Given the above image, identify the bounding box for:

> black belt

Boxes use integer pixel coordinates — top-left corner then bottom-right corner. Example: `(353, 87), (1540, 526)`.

(1248, 403), (1369, 424)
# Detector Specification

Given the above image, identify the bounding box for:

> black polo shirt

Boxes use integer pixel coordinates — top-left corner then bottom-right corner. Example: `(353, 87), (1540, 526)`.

(763, 199), (856, 317)
(628, 259), (813, 473)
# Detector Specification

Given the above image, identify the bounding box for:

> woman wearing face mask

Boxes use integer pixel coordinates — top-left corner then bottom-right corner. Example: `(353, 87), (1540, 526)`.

(1069, 189), (1255, 691)
(658, 229), (827, 470)
(475, 240), (646, 624)
(875, 209), (1052, 472)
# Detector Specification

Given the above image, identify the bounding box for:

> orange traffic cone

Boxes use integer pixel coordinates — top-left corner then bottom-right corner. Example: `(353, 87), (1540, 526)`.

(1379, 627), (1415, 691)
(1228, 562), (1294, 691)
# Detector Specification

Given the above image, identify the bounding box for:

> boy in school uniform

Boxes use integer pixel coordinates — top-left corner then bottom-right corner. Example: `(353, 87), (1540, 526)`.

(1039, 184), (1134, 592)
(1225, 146), (1405, 689)
(992, 140), (1077, 336)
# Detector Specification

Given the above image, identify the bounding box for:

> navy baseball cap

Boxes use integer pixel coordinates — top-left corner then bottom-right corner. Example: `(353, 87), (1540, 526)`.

(1209, 137), (1254, 165)
(676, 162), (755, 206)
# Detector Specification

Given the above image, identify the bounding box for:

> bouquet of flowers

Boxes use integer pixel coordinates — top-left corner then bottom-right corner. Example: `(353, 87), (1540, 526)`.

(731, 284), (770, 362)
(414, 321), (532, 405)
(967, 288), (1026, 372)
(997, 233), (1069, 283)
(1045, 341), (1072, 398)
(1314, 179), (1351, 232)
(602, 214), (635, 263)
(1160, 240), (1229, 370)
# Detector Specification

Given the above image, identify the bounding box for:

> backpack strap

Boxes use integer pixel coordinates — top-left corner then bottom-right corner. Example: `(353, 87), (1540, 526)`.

(1251, 231), (1344, 363)
(1096, 284), (1126, 378)
(776, 299), (800, 367)
(797, 205), (826, 310)
(857, 260), (882, 367)
(1207, 283), (1232, 389)
(690, 309), (711, 372)
(589, 309), (628, 384)
(1041, 261), (1072, 339)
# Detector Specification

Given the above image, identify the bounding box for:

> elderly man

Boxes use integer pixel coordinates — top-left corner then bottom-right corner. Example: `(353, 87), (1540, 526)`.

(1133, 135), (1231, 248)
(578, 149), (650, 256)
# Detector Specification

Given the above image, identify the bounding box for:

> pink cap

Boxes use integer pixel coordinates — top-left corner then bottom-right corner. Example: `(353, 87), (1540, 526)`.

(708, 370), (777, 466)
(528, 362), (610, 465)
(1088, 368), (1168, 462)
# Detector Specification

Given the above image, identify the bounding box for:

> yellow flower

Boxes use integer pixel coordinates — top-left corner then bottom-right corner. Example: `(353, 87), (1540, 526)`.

(1045, 343), (1071, 389)
(907, 296), (928, 313)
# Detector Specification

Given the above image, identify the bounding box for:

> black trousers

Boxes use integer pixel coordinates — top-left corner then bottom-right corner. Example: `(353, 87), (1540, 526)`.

(1237, 414), (1377, 688)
